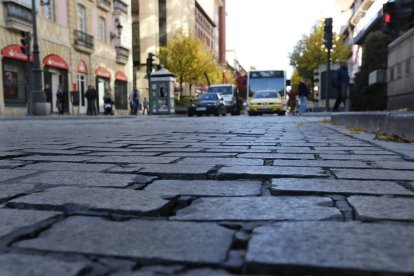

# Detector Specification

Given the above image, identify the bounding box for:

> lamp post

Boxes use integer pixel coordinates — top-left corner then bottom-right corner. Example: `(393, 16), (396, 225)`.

(30, 0), (48, 115)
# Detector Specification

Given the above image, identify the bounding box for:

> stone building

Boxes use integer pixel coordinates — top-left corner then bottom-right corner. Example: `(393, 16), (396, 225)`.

(132, 0), (225, 99)
(0, 0), (133, 116)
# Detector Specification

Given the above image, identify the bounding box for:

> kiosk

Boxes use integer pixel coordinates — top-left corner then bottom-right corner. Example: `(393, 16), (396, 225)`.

(149, 66), (176, 115)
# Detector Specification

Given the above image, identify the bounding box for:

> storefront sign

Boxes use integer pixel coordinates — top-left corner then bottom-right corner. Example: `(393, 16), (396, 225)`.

(77, 60), (88, 74)
(1, 45), (32, 61)
(96, 67), (111, 78)
(43, 54), (69, 70)
(115, 71), (128, 81)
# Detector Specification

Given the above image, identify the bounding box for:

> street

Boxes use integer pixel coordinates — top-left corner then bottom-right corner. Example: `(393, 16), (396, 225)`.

(0, 115), (414, 275)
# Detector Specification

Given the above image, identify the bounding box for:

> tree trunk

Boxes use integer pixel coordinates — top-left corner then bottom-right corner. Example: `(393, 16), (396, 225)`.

(179, 77), (184, 98)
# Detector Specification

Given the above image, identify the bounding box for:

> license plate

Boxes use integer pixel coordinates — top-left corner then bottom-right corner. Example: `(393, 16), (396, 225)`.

(260, 106), (270, 110)
(196, 107), (206, 111)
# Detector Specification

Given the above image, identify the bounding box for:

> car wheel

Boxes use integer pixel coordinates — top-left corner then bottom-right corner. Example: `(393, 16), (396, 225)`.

(188, 113), (193, 117)
(278, 111), (286, 116)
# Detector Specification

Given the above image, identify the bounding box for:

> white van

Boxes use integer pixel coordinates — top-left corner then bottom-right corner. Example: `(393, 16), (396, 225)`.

(207, 84), (240, 115)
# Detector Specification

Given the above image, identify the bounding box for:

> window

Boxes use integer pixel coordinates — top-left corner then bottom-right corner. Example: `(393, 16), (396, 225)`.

(3, 59), (27, 106)
(98, 17), (106, 42)
(77, 4), (86, 33)
(43, 0), (54, 21)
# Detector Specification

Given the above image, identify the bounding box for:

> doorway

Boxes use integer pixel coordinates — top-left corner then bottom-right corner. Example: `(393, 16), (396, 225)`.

(77, 74), (87, 114)
(96, 77), (110, 113)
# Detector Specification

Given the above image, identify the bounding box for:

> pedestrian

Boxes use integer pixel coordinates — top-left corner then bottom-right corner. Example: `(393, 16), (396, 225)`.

(103, 90), (114, 115)
(55, 85), (65, 115)
(130, 87), (140, 115)
(85, 85), (97, 115)
(142, 97), (149, 115)
(333, 60), (350, 112)
(44, 84), (52, 111)
(298, 77), (309, 115)
(287, 89), (297, 115)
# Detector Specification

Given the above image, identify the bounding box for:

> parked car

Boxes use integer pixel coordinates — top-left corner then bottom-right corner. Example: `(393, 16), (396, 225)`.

(208, 84), (241, 115)
(248, 90), (285, 116)
(187, 92), (226, 116)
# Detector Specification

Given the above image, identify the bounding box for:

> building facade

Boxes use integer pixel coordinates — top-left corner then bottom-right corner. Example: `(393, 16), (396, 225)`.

(132, 0), (225, 99)
(0, 0), (133, 116)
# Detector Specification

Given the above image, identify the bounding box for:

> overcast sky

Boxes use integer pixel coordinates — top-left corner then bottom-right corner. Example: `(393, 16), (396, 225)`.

(226, 0), (336, 77)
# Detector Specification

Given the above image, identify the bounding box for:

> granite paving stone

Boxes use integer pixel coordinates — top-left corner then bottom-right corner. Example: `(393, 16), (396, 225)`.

(348, 196), (414, 221)
(333, 169), (414, 181)
(173, 196), (341, 221)
(159, 152), (238, 157)
(18, 162), (115, 172)
(7, 186), (171, 215)
(237, 153), (315, 159)
(20, 149), (88, 155)
(19, 171), (139, 187)
(216, 166), (325, 179)
(245, 222), (414, 274)
(0, 160), (25, 169)
(0, 169), (38, 182)
(88, 156), (179, 164)
(14, 216), (234, 264)
(176, 157), (263, 166)
(139, 164), (215, 179)
(273, 159), (370, 168)
(271, 178), (413, 196)
(0, 253), (89, 276)
(319, 154), (403, 161)
(86, 151), (160, 156)
(145, 180), (261, 197)
(0, 151), (26, 158)
(0, 209), (60, 237)
(126, 147), (204, 152)
(15, 155), (95, 162)
(370, 161), (414, 170)
(0, 183), (36, 202)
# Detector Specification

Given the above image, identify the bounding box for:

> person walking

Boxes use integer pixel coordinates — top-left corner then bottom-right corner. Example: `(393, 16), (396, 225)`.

(85, 85), (97, 115)
(103, 90), (114, 115)
(44, 84), (52, 112)
(298, 77), (309, 115)
(142, 97), (149, 115)
(55, 85), (65, 115)
(333, 61), (350, 112)
(131, 87), (140, 115)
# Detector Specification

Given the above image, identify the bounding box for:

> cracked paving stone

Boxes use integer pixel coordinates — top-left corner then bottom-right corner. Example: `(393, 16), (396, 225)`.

(245, 222), (414, 274)
(0, 253), (89, 276)
(139, 164), (215, 179)
(273, 159), (370, 168)
(0, 209), (60, 237)
(18, 162), (115, 172)
(145, 180), (261, 197)
(0, 183), (35, 202)
(216, 166), (325, 179)
(172, 197), (341, 221)
(14, 216), (234, 264)
(271, 178), (413, 196)
(176, 157), (263, 166)
(88, 156), (179, 164)
(348, 196), (414, 221)
(14, 155), (95, 162)
(19, 171), (138, 187)
(0, 169), (38, 182)
(333, 169), (414, 181)
(8, 186), (171, 215)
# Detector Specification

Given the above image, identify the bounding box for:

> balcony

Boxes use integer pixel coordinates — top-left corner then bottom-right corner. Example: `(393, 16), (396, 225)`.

(97, 0), (111, 12)
(3, 1), (32, 32)
(114, 0), (128, 15)
(74, 30), (94, 54)
(116, 46), (129, 64)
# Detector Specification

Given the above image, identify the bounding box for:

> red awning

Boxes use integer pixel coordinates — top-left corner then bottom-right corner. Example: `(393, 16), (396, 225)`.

(77, 60), (88, 74)
(43, 54), (69, 70)
(115, 71), (128, 81)
(96, 67), (111, 78)
(1, 45), (33, 62)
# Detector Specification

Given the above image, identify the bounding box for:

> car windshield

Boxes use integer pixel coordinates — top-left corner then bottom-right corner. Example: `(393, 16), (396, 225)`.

(198, 93), (218, 101)
(208, 86), (232, 95)
(253, 91), (280, 99)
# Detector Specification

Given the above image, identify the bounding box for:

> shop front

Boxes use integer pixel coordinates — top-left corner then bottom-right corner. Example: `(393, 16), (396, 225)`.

(43, 54), (69, 113)
(115, 71), (128, 111)
(1, 45), (32, 110)
(95, 67), (111, 113)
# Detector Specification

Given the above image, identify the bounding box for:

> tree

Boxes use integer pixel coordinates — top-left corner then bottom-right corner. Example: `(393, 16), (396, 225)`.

(289, 22), (351, 80)
(159, 30), (221, 96)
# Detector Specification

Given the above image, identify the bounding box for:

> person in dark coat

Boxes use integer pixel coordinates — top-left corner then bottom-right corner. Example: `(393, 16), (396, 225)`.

(55, 85), (65, 115)
(44, 84), (52, 111)
(333, 61), (350, 112)
(298, 77), (309, 114)
(85, 85), (97, 115)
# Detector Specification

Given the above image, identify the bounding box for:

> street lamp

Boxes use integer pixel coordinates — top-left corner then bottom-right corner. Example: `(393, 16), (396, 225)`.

(30, 0), (48, 115)
(110, 21), (124, 40)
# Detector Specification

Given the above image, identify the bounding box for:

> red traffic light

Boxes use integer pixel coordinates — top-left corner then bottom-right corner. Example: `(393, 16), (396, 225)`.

(384, 12), (392, 24)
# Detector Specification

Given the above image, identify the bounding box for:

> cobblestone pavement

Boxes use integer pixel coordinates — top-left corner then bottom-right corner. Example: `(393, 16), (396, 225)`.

(0, 115), (413, 275)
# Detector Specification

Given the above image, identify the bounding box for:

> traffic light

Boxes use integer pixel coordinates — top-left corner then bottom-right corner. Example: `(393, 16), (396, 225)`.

(146, 52), (155, 76)
(20, 31), (30, 56)
(324, 18), (333, 49)
(383, 2), (397, 34)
